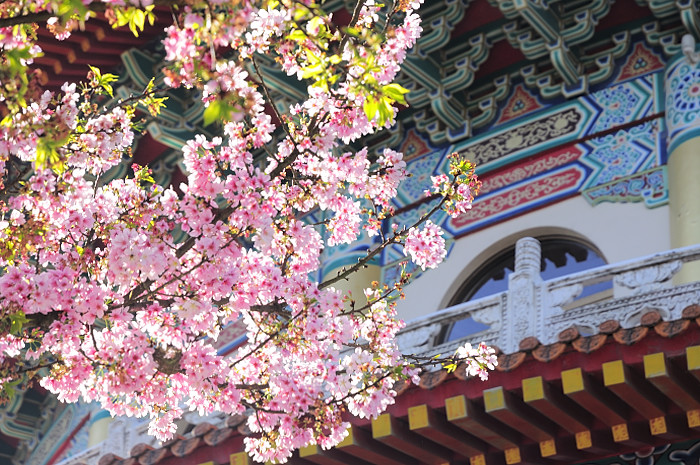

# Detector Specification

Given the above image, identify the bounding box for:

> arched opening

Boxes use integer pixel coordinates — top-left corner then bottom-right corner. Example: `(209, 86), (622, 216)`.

(441, 236), (611, 342)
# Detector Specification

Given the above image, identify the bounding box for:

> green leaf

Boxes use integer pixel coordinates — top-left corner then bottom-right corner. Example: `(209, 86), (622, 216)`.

(10, 311), (26, 334)
(133, 9), (145, 33)
(203, 99), (234, 126)
(36, 137), (68, 172)
(1, 378), (22, 402)
(363, 97), (378, 122)
(307, 50), (321, 64)
(377, 97), (393, 125)
(382, 83), (410, 105)
(286, 29), (307, 41)
(113, 6), (149, 37)
(300, 63), (324, 79)
(345, 27), (361, 37)
(88, 65), (118, 97)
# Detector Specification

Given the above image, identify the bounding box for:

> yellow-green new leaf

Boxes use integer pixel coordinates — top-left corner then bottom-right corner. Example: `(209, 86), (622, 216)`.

(203, 100), (224, 126)
(382, 83), (410, 105)
(363, 97), (378, 122)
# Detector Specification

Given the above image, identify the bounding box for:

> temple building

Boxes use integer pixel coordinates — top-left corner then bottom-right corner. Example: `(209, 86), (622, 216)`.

(5, 0), (700, 464)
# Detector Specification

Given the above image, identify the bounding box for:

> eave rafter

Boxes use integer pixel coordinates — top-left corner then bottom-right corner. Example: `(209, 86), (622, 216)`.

(489, 0), (613, 93)
(108, 335), (700, 465)
(635, 0), (700, 39)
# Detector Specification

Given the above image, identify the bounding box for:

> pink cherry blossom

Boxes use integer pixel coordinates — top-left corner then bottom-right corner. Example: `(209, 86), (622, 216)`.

(0, 1), (487, 462)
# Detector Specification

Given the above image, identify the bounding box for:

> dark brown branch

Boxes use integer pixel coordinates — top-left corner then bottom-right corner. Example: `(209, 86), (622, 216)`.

(0, 10), (54, 28)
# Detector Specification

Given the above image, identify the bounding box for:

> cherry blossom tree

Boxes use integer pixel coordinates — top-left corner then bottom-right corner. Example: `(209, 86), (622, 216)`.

(0, 0), (494, 462)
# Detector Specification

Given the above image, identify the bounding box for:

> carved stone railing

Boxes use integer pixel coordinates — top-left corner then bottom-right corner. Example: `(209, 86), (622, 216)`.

(398, 238), (700, 357)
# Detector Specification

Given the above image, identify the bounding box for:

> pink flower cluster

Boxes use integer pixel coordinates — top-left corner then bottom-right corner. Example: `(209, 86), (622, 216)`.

(403, 221), (446, 270)
(455, 342), (498, 381)
(0, 0), (487, 463)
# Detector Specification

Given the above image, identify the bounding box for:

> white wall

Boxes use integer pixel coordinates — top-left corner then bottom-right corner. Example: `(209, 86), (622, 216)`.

(397, 196), (671, 322)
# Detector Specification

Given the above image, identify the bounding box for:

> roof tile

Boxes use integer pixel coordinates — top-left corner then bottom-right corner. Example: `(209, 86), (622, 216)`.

(532, 342), (566, 362)
(496, 352), (526, 372)
(571, 334), (608, 353)
(204, 426), (235, 447)
(116, 458), (138, 465)
(683, 304), (700, 319)
(641, 310), (662, 326)
(392, 379), (411, 395)
(654, 319), (690, 338)
(192, 422), (217, 438)
(419, 369), (448, 389)
(558, 327), (580, 343)
(170, 437), (201, 458)
(130, 443), (153, 458)
(612, 326), (649, 345)
(138, 447), (171, 465)
(98, 453), (123, 465)
(225, 414), (247, 429)
(237, 421), (254, 436)
(104, 305), (700, 465)
(518, 336), (540, 352)
(599, 319), (621, 334)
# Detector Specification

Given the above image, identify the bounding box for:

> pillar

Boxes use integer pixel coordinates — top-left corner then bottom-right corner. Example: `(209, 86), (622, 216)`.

(665, 34), (700, 284)
(87, 409), (113, 447)
(503, 237), (543, 353)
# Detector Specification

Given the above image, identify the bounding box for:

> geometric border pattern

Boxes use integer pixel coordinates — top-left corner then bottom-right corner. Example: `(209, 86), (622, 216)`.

(380, 70), (669, 267)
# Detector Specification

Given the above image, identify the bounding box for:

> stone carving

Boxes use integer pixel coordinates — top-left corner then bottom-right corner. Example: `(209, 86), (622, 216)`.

(682, 33), (700, 65)
(502, 237), (544, 353)
(613, 260), (682, 294)
(471, 304), (502, 328)
(514, 237), (541, 273)
(547, 282), (700, 337)
(546, 284), (584, 312)
(396, 323), (442, 354)
(26, 407), (74, 465)
(398, 240), (700, 353)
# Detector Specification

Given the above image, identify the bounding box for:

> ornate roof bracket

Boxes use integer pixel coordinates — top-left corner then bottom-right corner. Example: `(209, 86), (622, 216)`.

(470, 97), (499, 129)
(491, 0), (614, 89)
(518, 32), (628, 99)
(678, 0), (700, 40)
(635, 0), (677, 18)
(404, 82), (431, 107)
(512, 0), (562, 45)
(546, 38), (582, 86)
(635, 0), (700, 40)
(441, 34), (491, 93)
(442, 57), (476, 94)
(430, 87), (466, 129)
(642, 21), (684, 56)
(402, 55), (443, 90)
(416, 16), (453, 54)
